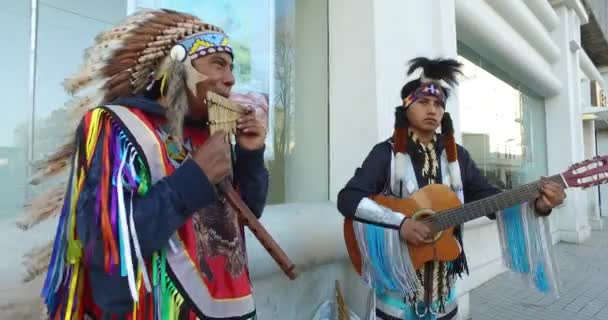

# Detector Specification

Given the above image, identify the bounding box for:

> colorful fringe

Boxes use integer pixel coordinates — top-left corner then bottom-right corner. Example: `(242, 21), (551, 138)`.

(41, 108), (187, 319)
(496, 203), (560, 297)
(353, 221), (419, 299)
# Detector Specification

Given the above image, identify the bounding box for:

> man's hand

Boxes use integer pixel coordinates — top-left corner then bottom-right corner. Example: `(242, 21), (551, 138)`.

(534, 178), (566, 216)
(236, 106), (267, 151)
(192, 130), (231, 184)
(400, 219), (433, 246)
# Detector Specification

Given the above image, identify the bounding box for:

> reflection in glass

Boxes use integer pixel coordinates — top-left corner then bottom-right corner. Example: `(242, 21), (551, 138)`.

(459, 56), (548, 190)
(150, 0), (329, 204)
(0, 2), (128, 315)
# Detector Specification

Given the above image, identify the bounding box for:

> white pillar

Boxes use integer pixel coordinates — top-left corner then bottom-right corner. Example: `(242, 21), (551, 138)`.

(597, 130), (608, 218)
(584, 120), (603, 230)
(284, 0), (329, 202)
(546, 3), (591, 243)
(329, 0), (467, 317)
(329, 0), (460, 200)
(372, 0), (460, 142)
(329, 0), (379, 201)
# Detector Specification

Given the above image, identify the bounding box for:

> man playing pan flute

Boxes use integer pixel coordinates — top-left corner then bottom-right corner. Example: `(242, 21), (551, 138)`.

(337, 57), (566, 319)
(21, 9), (268, 320)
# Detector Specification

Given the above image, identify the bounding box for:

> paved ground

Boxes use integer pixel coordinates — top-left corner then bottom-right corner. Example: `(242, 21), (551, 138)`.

(471, 218), (608, 320)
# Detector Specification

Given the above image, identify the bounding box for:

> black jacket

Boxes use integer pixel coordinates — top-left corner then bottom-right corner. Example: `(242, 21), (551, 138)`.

(337, 138), (501, 220)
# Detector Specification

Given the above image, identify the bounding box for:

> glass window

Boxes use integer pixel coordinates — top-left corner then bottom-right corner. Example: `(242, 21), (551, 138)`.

(0, 2), (29, 221)
(458, 49), (548, 190)
(134, 0), (330, 204)
(33, 1), (128, 160)
(0, 1), (32, 305)
(0, 0), (128, 312)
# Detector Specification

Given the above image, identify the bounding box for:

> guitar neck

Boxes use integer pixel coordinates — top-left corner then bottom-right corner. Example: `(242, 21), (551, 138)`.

(430, 174), (566, 231)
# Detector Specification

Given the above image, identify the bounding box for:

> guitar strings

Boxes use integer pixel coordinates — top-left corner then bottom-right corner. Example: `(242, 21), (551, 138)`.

(418, 175), (563, 230)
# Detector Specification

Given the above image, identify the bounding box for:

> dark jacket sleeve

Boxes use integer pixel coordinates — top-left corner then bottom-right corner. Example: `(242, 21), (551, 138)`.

(337, 142), (392, 218)
(233, 145), (269, 218)
(458, 145), (502, 220)
(75, 120), (218, 260)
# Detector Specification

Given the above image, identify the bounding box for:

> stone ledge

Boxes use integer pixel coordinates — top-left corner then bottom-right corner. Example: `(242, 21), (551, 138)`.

(247, 202), (347, 280)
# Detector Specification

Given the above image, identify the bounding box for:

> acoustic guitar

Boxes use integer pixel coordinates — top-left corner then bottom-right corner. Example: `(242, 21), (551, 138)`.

(344, 156), (608, 273)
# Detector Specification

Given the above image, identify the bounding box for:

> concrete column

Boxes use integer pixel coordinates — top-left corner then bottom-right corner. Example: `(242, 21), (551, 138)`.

(328, 0), (467, 317)
(371, 0), (460, 142)
(597, 130), (608, 218)
(329, 0), (379, 200)
(546, 3), (591, 243)
(284, 0), (329, 202)
(329, 0), (460, 200)
(583, 120), (603, 230)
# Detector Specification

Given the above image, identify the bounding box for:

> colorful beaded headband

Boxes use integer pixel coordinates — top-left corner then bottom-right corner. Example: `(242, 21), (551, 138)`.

(170, 31), (233, 62)
(402, 82), (446, 108)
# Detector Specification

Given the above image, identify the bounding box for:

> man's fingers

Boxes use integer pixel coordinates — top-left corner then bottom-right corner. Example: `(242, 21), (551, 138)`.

(542, 182), (562, 194)
(540, 195), (552, 209)
(540, 187), (557, 199)
(414, 222), (431, 234)
(412, 225), (432, 241)
(237, 119), (264, 133)
(238, 114), (257, 124)
(237, 119), (259, 129)
(240, 125), (265, 135)
(542, 185), (565, 205)
(412, 231), (425, 244)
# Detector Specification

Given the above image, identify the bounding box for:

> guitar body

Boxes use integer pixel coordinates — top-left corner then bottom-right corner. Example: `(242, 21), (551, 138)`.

(344, 184), (464, 273)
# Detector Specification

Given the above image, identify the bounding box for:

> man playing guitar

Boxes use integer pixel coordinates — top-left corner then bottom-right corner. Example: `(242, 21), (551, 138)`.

(337, 57), (566, 320)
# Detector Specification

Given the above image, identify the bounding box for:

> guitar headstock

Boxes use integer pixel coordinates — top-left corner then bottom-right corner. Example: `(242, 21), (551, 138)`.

(562, 155), (608, 188)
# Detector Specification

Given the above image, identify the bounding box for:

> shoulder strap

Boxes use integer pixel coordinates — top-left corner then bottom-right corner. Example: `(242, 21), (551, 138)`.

(104, 105), (256, 319)
(102, 104), (169, 183)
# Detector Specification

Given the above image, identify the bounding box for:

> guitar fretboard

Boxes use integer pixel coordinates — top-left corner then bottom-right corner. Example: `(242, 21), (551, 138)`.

(424, 174), (565, 231)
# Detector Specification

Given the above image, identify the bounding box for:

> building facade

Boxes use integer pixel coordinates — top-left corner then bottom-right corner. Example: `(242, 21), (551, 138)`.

(1, 0), (607, 319)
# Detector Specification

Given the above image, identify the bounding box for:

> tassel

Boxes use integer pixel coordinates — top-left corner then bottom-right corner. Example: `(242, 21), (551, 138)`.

(393, 106), (408, 154)
(393, 129), (407, 154)
(117, 147), (138, 301)
(394, 153), (407, 195)
(441, 112), (462, 191)
(392, 106), (409, 197)
(335, 280), (350, 320)
(441, 112), (456, 162)
(447, 161), (462, 191)
(448, 226), (469, 278)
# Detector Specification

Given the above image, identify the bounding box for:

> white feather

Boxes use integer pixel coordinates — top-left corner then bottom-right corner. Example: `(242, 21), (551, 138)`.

(448, 161), (462, 191)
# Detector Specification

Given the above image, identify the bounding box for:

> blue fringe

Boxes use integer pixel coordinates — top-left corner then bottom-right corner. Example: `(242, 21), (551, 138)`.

(502, 204), (551, 293)
(366, 224), (398, 291)
(502, 204), (530, 274)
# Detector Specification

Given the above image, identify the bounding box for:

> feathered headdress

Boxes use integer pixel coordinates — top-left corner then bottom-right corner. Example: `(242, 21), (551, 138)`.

(17, 8), (231, 281)
(407, 57), (462, 87)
